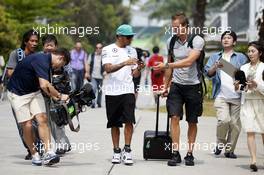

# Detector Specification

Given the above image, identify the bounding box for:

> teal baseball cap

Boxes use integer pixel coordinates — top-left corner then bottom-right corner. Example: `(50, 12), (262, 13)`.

(116, 24), (136, 36)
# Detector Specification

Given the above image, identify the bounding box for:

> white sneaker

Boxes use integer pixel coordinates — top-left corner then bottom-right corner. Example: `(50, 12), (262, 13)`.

(122, 149), (133, 165)
(112, 152), (121, 164)
(43, 151), (60, 166)
(32, 153), (42, 166)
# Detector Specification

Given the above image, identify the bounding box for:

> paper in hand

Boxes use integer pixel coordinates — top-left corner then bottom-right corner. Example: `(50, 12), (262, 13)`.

(219, 59), (238, 78)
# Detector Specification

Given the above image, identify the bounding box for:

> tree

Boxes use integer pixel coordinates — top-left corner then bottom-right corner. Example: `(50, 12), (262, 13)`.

(257, 9), (264, 45)
(146, 0), (209, 29)
(0, 5), (18, 60)
(193, 0), (207, 34)
(68, 0), (131, 46)
(0, 0), (132, 53)
(0, 0), (77, 53)
(146, 0), (194, 21)
(1, 0), (73, 34)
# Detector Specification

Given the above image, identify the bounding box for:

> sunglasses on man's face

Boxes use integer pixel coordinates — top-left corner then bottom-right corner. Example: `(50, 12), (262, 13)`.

(123, 35), (134, 39)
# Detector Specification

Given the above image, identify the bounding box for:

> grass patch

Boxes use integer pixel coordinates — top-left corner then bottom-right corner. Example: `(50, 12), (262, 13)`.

(202, 98), (216, 117)
(147, 98), (216, 117)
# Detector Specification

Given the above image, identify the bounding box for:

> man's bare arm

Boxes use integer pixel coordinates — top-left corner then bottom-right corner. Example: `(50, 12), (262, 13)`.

(154, 50), (201, 70)
(103, 58), (137, 74)
(169, 50), (201, 68)
(132, 61), (145, 78)
(7, 69), (14, 78)
(39, 78), (61, 100)
(164, 68), (173, 90)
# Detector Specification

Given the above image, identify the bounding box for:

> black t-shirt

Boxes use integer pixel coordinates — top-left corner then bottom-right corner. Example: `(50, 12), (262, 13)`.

(7, 53), (51, 95)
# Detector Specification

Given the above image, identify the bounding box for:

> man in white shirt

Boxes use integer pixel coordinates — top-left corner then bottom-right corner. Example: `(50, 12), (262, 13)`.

(204, 31), (248, 158)
(102, 24), (144, 165)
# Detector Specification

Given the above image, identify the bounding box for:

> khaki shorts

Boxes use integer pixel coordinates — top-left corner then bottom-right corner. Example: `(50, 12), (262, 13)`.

(7, 91), (46, 123)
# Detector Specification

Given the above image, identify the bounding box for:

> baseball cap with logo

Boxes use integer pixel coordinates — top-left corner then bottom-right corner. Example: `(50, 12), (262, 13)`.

(116, 24), (136, 36)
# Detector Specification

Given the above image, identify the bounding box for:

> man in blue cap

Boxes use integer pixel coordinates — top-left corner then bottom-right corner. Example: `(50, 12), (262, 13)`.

(102, 24), (144, 165)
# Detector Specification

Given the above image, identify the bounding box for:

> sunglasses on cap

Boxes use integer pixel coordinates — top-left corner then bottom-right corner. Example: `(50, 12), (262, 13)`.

(122, 35), (134, 39)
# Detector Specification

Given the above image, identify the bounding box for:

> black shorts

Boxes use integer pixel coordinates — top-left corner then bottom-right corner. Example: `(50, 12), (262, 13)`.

(105, 94), (136, 128)
(166, 83), (203, 123)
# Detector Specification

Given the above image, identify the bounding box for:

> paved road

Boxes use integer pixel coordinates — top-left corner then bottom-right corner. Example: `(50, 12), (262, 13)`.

(0, 98), (263, 175)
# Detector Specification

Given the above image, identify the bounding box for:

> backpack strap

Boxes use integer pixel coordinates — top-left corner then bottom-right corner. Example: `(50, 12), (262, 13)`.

(168, 35), (179, 63)
(168, 34), (196, 62)
(89, 53), (95, 75)
(187, 34), (198, 48)
(16, 48), (25, 62)
(186, 34), (207, 96)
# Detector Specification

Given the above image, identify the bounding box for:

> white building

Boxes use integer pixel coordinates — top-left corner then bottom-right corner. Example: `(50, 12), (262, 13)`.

(208, 0), (264, 42)
(123, 0), (167, 27)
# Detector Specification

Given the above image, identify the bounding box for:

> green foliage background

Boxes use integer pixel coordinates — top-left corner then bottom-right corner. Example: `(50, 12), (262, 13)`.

(0, 0), (132, 62)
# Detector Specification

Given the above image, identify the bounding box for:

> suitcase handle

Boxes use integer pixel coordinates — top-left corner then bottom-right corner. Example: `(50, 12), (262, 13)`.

(155, 94), (170, 137)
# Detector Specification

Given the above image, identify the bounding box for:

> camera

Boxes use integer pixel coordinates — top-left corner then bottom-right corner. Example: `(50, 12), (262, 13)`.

(52, 68), (71, 94)
(234, 70), (247, 91)
(50, 83), (95, 127)
(49, 68), (95, 128)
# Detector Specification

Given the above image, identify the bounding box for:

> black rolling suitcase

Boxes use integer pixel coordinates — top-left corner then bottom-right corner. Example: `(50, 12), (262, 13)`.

(143, 94), (172, 160)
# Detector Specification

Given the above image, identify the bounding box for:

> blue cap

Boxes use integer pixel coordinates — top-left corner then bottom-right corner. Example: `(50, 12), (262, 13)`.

(116, 24), (136, 36)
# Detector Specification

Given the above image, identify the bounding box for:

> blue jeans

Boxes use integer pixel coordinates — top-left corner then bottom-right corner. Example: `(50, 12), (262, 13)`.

(70, 68), (84, 92)
(91, 78), (103, 107)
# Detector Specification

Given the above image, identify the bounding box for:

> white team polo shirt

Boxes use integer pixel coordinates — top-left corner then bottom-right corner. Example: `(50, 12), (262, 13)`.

(102, 43), (138, 96)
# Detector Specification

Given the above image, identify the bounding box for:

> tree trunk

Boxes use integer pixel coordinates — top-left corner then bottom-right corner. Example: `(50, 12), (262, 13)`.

(192, 0), (207, 36)
(258, 9), (264, 45)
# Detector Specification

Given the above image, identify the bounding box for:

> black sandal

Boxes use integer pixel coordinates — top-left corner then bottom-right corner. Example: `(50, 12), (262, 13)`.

(249, 164), (258, 172)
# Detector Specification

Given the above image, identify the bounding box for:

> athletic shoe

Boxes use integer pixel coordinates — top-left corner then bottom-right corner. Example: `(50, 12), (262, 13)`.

(121, 149), (133, 165)
(184, 152), (195, 166)
(43, 151), (60, 166)
(25, 150), (32, 160)
(112, 152), (121, 164)
(32, 153), (42, 166)
(167, 151), (182, 166)
(213, 146), (222, 155)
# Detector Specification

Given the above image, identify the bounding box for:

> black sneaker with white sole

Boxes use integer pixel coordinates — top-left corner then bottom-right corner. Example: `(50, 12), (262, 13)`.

(167, 151), (182, 166)
(184, 152), (195, 166)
